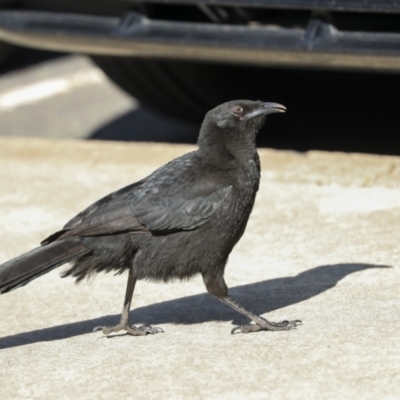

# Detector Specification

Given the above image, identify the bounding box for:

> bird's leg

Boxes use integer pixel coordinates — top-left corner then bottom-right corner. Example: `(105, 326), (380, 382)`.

(220, 296), (302, 334)
(203, 273), (302, 334)
(93, 267), (163, 336)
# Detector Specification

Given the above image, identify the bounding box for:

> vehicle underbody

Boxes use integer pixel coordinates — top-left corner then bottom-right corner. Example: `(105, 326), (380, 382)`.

(0, 0), (399, 155)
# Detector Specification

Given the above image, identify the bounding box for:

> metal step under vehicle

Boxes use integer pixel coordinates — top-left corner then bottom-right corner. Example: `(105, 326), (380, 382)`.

(1, 9), (400, 71)
(133, 0), (400, 13)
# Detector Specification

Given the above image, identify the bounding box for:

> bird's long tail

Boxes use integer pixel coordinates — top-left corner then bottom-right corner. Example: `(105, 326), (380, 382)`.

(0, 237), (90, 294)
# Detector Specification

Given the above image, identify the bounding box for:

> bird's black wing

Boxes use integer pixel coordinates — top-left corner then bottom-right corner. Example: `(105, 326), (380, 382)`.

(64, 180), (145, 230)
(131, 154), (232, 232)
(41, 180), (146, 244)
(43, 153), (231, 243)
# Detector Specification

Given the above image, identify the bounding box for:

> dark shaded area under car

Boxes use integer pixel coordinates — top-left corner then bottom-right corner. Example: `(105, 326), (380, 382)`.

(2, 49), (399, 156)
(91, 60), (400, 156)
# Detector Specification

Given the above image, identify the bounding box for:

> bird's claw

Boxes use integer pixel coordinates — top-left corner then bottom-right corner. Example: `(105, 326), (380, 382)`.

(93, 323), (164, 336)
(138, 325), (164, 334)
(231, 318), (302, 334)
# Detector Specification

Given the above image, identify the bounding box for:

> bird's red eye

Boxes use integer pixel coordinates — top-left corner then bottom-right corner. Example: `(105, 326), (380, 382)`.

(232, 106), (243, 114)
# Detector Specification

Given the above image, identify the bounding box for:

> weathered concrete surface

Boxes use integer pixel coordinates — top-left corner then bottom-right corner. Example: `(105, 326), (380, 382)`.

(0, 55), (198, 143)
(0, 137), (399, 399)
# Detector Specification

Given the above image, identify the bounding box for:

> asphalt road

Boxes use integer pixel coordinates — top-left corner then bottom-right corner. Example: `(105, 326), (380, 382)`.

(0, 53), (199, 142)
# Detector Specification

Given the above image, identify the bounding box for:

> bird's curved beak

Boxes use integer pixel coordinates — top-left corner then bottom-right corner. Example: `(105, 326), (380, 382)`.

(244, 102), (286, 120)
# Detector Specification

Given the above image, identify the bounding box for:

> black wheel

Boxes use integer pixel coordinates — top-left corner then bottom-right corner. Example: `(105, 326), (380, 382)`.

(91, 57), (283, 123)
(91, 56), (400, 155)
(0, 41), (16, 68)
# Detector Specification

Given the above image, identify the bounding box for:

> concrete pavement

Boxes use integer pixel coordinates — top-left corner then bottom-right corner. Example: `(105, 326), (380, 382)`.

(0, 137), (399, 399)
(0, 55), (198, 143)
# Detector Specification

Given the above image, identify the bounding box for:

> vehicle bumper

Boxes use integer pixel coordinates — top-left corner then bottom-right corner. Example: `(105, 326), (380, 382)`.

(1, 10), (400, 71)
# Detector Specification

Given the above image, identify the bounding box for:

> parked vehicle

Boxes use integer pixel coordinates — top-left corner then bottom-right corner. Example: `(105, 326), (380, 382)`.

(0, 1), (399, 123)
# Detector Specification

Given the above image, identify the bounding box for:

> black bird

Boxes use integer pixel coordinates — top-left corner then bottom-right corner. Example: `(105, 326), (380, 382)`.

(0, 100), (301, 335)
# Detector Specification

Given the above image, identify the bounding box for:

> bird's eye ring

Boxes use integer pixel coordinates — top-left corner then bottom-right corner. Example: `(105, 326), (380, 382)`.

(232, 106), (243, 114)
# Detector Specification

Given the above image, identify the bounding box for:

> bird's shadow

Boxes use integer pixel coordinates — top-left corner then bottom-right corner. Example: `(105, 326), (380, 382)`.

(0, 263), (390, 349)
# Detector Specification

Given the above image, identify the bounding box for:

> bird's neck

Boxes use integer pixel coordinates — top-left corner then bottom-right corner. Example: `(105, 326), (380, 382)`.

(197, 126), (258, 167)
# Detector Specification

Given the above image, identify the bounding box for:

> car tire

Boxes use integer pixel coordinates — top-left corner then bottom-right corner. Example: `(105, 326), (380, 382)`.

(0, 41), (15, 67)
(91, 57), (280, 123)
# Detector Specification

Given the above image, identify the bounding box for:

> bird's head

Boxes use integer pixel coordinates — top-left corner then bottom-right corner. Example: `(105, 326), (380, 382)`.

(198, 100), (286, 157)
(207, 99), (286, 132)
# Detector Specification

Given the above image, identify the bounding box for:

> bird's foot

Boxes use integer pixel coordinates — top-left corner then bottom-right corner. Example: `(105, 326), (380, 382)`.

(231, 317), (302, 334)
(93, 323), (164, 336)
